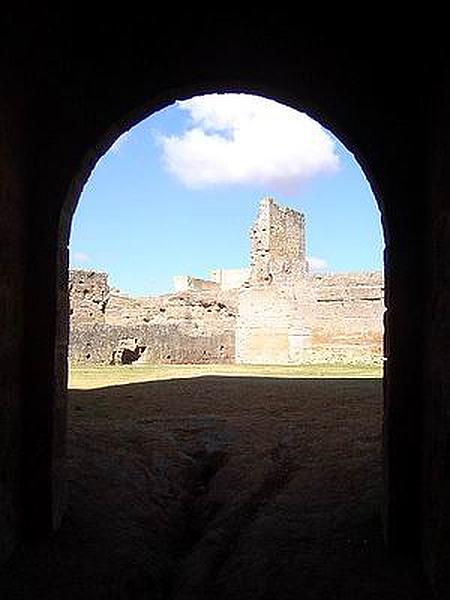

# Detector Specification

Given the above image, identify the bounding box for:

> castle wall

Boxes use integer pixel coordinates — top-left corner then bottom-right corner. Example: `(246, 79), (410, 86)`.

(68, 200), (384, 367)
(236, 283), (315, 364)
(308, 272), (384, 364)
(104, 290), (237, 329)
(69, 270), (109, 324)
(235, 273), (384, 365)
(69, 273), (237, 364)
(69, 323), (234, 365)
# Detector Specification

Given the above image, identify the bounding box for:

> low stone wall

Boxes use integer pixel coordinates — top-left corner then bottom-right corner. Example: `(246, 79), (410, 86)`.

(309, 272), (384, 364)
(69, 278), (239, 365)
(69, 323), (235, 365)
(235, 273), (384, 365)
(68, 267), (384, 366)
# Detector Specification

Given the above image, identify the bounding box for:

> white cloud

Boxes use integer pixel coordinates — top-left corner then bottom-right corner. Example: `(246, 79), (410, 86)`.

(110, 131), (130, 154)
(158, 94), (339, 191)
(71, 251), (90, 265)
(307, 256), (328, 272)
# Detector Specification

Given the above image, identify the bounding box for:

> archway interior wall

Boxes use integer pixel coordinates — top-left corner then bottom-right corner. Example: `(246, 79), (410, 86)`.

(0, 86), (27, 563)
(421, 66), (450, 593)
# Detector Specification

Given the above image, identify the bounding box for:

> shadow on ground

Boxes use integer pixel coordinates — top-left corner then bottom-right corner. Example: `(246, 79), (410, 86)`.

(0, 377), (431, 599)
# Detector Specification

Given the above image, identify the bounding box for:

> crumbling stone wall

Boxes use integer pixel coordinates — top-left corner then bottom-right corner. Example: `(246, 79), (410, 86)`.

(69, 322), (234, 365)
(69, 198), (384, 366)
(309, 272), (384, 363)
(235, 276), (384, 365)
(69, 270), (109, 324)
(105, 290), (237, 329)
(69, 284), (237, 364)
(236, 282), (315, 364)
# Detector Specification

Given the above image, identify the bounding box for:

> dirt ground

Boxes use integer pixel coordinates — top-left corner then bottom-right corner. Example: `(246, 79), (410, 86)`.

(0, 375), (432, 599)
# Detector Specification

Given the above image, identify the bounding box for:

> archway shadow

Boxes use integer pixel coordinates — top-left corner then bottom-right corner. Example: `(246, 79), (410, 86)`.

(2, 376), (429, 599)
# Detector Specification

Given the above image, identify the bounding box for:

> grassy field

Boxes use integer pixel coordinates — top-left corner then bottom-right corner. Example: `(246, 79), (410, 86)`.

(68, 362), (383, 389)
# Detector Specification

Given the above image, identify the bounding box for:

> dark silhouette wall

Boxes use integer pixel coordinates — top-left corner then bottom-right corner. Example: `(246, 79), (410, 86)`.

(0, 10), (443, 595)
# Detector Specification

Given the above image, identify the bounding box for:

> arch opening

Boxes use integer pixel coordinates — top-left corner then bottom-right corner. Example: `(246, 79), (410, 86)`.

(57, 93), (390, 596)
(67, 92), (385, 371)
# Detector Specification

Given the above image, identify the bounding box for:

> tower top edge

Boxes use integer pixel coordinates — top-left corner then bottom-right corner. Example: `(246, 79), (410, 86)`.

(259, 196), (304, 218)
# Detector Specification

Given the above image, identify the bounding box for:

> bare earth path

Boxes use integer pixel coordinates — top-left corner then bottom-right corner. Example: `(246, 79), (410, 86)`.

(0, 371), (431, 599)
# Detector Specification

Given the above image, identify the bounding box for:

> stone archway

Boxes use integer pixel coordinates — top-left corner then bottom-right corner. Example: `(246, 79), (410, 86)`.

(13, 23), (427, 575)
(53, 93), (405, 547)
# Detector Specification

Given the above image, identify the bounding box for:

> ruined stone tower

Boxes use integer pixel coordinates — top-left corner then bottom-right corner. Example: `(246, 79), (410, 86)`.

(237, 197), (314, 364)
(249, 197), (308, 286)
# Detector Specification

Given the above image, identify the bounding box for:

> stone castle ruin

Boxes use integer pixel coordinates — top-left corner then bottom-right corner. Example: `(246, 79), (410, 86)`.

(69, 198), (384, 365)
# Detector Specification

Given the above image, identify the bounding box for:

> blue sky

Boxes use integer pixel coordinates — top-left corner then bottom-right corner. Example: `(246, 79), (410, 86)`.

(69, 94), (383, 296)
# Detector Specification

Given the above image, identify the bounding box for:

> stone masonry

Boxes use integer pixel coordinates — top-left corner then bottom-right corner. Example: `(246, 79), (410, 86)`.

(236, 198), (313, 364)
(69, 270), (110, 324)
(69, 197), (384, 365)
(249, 197), (308, 285)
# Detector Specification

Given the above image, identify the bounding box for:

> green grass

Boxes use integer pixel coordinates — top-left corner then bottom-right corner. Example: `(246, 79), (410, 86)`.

(68, 362), (383, 389)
